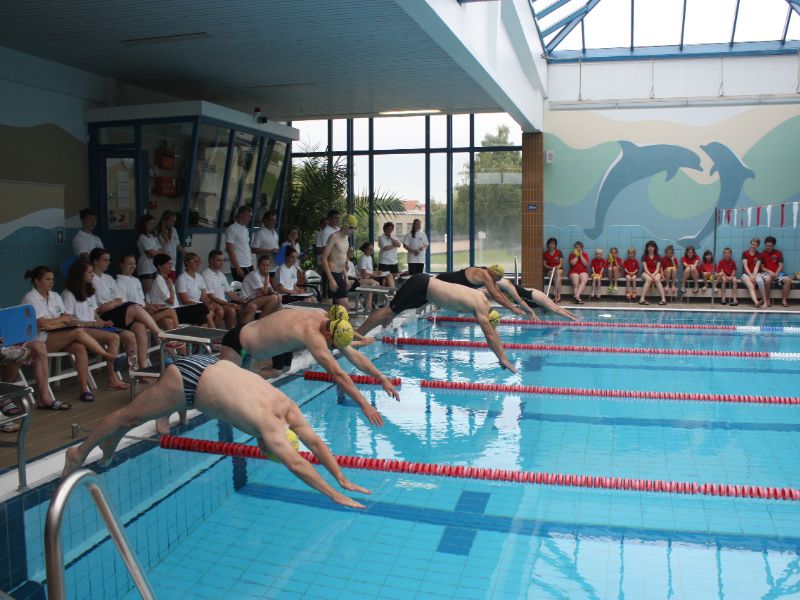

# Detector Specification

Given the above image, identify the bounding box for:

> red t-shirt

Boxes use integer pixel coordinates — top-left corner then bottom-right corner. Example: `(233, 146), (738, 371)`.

(682, 255), (699, 268)
(568, 251), (589, 275)
(623, 258), (639, 274)
(717, 258), (736, 276)
(700, 261), (715, 275)
(590, 257), (607, 275)
(760, 249), (783, 274)
(607, 254), (622, 267)
(741, 250), (760, 274)
(543, 249), (563, 268)
(643, 254), (661, 273)
(661, 256), (677, 270)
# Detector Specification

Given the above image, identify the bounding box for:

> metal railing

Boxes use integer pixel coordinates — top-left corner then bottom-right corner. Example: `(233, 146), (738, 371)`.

(0, 382), (34, 489)
(44, 469), (155, 600)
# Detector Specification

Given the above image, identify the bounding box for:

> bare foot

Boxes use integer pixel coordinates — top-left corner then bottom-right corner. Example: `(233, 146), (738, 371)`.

(62, 447), (83, 479)
(155, 417), (170, 435)
(97, 440), (117, 467)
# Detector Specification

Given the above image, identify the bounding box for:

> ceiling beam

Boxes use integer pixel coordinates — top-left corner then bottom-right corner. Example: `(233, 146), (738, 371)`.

(730, 0), (741, 46)
(536, 0), (572, 19)
(630, 0), (635, 50)
(679, 0), (687, 50)
(782, 4), (792, 43)
(545, 0), (602, 52)
(541, 3), (588, 37)
(787, 0), (800, 17)
(548, 39), (800, 62)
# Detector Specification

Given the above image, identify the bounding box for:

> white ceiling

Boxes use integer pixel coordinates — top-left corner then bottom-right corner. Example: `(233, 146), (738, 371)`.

(0, 0), (502, 120)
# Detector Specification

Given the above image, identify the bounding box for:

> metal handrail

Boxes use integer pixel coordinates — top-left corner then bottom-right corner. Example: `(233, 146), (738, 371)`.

(0, 383), (33, 489)
(44, 469), (155, 600)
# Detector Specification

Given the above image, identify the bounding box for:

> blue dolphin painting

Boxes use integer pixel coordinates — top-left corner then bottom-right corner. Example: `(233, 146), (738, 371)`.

(679, 142), (755, 247)
(584, 141), (703, 240)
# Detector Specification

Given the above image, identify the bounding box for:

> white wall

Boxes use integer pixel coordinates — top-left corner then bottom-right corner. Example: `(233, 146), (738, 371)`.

(548, 54), (800, 108)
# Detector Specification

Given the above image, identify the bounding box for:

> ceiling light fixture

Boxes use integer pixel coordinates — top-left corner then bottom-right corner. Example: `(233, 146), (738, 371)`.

(120, 32), (211, 46)
(379, 109), (442, 116)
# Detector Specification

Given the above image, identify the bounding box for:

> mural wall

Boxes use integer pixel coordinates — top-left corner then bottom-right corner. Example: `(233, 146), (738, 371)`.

(543, 105), (800, 276)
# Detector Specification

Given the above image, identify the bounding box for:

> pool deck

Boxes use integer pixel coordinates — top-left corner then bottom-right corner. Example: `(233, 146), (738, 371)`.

(1, 300), (797, 497)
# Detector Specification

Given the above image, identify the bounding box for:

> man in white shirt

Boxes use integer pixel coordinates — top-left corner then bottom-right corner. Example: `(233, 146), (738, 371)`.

(225, 205), (253, 282)
(251, 210), (280, 274)
(202, 249), (256, 327)
(72, 208), (104, 259)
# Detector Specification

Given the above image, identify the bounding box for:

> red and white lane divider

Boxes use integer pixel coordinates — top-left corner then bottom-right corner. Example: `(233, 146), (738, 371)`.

(420, 379), (800, 405)
(158, 435), (800, 501)
(304, 371), (402, 386)
(428, 315), (800, 335)
(383, 336), (800, 361)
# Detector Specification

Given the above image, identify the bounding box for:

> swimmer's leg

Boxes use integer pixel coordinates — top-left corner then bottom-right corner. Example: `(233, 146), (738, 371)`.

(63, 366), (185, 478)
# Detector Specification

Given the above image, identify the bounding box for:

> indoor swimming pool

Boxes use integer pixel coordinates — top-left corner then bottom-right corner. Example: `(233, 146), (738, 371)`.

(7, 308), (800, 599)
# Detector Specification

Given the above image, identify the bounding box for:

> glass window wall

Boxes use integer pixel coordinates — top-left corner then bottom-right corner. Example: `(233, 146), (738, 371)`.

(452, 152), (471, 270)
(429, 153), (447, 272)
(141, 122), (194, 226)
(188, 124), (230, 228)
(474, 151), (522, 273)
(222, 131), (259, 226)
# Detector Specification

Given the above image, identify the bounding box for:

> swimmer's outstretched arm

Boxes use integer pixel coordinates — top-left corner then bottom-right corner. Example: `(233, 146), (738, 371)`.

(306, 339), (385, 426)
(481, 273), (525, 316)
(266, 405), (370, 509)
(529, 289), (579, 321)
(340, 345), (400, 401)
(475, 312), (517, 373)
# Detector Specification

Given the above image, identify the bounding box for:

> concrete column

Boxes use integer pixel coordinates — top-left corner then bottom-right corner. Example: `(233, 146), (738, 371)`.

(521, 131), (543, 288)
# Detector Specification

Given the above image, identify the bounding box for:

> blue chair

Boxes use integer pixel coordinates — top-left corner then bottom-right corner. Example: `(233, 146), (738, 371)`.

(0, 304), (37, 346)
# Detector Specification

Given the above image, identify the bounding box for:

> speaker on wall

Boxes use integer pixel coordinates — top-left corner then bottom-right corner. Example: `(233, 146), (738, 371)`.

(545, 150), (555, 164)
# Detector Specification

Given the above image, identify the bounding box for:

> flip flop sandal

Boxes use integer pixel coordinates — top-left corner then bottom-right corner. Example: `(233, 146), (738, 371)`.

(658, 300), (667, 305)
(108, 381), (130, 390)
(79, 391), (96, 402)
(38, 400), (71, 411)
(0, 399), (23, 417)
(1, 422), (20, 433)
(730, 301), (739, 306)
(639, 300), (650, 305)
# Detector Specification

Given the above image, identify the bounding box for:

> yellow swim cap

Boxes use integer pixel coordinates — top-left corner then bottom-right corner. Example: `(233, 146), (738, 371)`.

(327, 304), (349, 322)
(488, 264), (504, 278)
(329, 319), (354, 348)
(488, 310), (501, 328)
(268, 429), (301, 463)
(344, 214), (358, 228)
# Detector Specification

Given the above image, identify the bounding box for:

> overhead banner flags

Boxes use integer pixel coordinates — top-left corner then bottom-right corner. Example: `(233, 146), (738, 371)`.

(717, 201), (799, 229)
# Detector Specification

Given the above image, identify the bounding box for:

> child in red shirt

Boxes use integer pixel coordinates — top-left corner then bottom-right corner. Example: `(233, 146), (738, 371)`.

(568, 241), (590, 304)
(622, 247), (640, 301)
(699, 250), (715, 292)
(760, 236), (791, 307)
(640, 240), (667, 305)
(716, 247), (738, 306)
(607, 247), (622, 293)
(543, 237), (563, 303)
(741, 237), (763, 307)
(681, 245), (701, 294)
(661, 245), (679, 298)
(589, 249), (607, 300)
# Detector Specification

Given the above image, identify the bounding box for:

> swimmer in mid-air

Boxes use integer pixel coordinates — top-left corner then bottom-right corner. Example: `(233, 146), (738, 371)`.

(62, 356), (370, 508)
(219, 306), (398, 426)
(491, 278), (579, 321)
(355, 274), (517, 373)
(436, 265), (526, 316)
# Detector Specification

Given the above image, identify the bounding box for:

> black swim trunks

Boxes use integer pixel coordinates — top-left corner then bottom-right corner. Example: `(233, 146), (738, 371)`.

(389, 273), (431, 314)
(171, 354), (219, 408)
(221, 324), (246, 359)
(331, 272), (348, 300)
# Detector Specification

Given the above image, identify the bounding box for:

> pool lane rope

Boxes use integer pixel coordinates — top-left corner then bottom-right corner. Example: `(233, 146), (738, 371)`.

(304, 371), (402, 386)
(157, 435), (800, 501)
(428, 315), (800, 336)
(383, 336), (800, 361)
(302, 370), (798, 405)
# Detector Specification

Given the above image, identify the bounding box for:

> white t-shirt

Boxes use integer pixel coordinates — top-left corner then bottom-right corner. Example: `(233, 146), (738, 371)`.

(357, 254), (374, 276)
(92, 273), (122, 305)
(346, 260), (357, 279)
(175, 272), (206, 303)
(320, 225), (339, 247)
(378, 234), (398, 265)
(276, 264), (298, 292)
(225, 222), (253, 268)
(242, 270), (273, 300)
(281, 240), (301, 254)
(72, 230), (103, 257)
(158, 227), (181, 264)
(22, 289), (66, 341)
(149, 274), (179, 308)
(252, 227), (280, 272)
(403, 231), (428, 264)
(202, 268), (232, 301)
(116, 275), (146, 306)
(61, 289), (98, 322)
(137, 234), (159, 275)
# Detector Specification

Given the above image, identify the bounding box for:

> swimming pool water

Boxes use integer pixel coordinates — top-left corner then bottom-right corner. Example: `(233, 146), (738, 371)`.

(10, 309), (800, 599)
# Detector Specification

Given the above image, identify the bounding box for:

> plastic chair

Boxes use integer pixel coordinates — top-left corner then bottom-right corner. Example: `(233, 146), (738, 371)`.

(0, 304), (36, 346)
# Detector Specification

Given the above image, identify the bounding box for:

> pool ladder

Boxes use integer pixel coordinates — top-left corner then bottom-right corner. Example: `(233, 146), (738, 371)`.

(44, 469), (156, 600)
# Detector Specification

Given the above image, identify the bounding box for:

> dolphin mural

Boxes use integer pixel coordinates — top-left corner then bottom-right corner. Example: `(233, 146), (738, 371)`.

(584, 141), (703, 240)
(679, 142), (755, 247)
